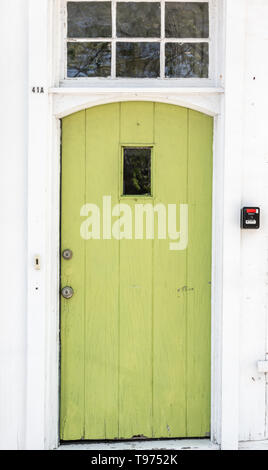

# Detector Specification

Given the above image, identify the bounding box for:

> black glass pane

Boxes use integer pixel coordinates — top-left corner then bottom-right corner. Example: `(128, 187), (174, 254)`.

(165, 42), (208, 78)
(117, 2), (161, 38)
(165, 2), (209, 38)
(67, 1), (112, 38)
(116, 43), (160, 78)
(67, 42), (111, 77)
(123, 148), (151, 196)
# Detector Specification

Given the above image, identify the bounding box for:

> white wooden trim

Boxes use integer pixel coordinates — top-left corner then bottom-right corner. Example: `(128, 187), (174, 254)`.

(219, 0), (246, 450)
(258, 361), (268, 374)
(27, 0), (50, 450)
(52, 91), (222, 119)
(59, 78), (219, 86)
(64, 0), (211, 2)
(27, 0), (60, 450)
(66, 37), (210, 43)
(49, 86), (224, 94)
(26, 0), (246, 451)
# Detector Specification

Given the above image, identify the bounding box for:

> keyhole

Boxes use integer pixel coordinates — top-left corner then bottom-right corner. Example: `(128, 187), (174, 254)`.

(34, 256), (40, 270)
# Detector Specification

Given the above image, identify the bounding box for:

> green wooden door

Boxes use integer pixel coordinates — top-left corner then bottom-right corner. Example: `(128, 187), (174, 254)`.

(60, 102), (213, 440)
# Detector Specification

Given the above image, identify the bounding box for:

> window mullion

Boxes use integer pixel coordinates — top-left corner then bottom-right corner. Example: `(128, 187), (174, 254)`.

(160, 0), (165, 79)
(111, 0), (116, 78)
(65, 0), (211, 81)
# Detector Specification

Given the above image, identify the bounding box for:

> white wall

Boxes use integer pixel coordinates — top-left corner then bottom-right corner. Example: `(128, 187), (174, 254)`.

(239, 0), (268, 441)
(0, 0), (28, 450)
(0, 0), (268, 449)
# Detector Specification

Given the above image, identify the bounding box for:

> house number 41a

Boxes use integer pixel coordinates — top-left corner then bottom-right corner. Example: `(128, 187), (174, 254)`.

(32, 87), (44, 94)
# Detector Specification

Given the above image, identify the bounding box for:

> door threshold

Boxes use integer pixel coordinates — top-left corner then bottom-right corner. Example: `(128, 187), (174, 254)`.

(59, 438), (218, 451)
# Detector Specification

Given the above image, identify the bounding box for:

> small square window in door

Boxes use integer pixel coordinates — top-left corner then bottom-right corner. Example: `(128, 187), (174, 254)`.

(123, 147), (152, 196)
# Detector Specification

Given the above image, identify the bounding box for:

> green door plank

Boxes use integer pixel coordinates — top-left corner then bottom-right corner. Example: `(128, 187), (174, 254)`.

(120, 101), (154, 144)
(119, 237), (153, 438)
(153, 103), (188, 438)
(119, 102), (154, 438)
(84, 104), (120, 439)
(186, 110), (213, 437)
(60, 111), (86, 440)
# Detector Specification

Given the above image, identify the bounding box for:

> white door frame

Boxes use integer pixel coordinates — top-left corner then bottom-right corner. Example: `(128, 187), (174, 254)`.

(26, 0), (246, 450)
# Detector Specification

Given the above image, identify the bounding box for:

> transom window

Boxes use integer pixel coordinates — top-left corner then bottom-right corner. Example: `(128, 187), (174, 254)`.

(66, 0), (210, 79)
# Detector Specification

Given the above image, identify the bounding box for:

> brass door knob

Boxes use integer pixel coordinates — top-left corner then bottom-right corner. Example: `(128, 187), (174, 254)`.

(61, 286), (74, 299)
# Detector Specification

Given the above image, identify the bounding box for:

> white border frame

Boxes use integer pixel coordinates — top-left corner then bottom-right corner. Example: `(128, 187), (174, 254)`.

(26, 0), (245, 450)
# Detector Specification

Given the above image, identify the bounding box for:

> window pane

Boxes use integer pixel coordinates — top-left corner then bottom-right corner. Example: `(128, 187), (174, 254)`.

(67, 1), (112, 38)
(165, 2), (209, 38)
(165, 43), (208, 78)
(67, 42), (111, 77)
(116, 43), (160, 78)
(123, 148), (152, 196)
(117, 2), (161, 38)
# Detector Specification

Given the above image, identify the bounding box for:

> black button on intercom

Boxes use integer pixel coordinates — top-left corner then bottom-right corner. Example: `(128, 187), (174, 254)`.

(241, 207), (260, 229)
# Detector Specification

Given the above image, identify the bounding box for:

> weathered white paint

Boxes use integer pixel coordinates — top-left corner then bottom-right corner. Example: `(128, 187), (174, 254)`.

(60, 439), (268, 451)
(59, 439), (219, 451)
(258, 361), (268, 374)
(219, 0), (246, 450)
(239, 440), (268, 451)
(51, 90), (223, 117)
(1, 0), (268, 451)
(239, 0), (268, 442)
(0, 0), (28, 451)
(26, 0), (51, 451)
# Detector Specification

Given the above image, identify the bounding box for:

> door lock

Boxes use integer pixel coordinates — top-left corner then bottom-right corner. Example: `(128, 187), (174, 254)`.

(62, 249), (73, 260)
(61, 286), (74, 299)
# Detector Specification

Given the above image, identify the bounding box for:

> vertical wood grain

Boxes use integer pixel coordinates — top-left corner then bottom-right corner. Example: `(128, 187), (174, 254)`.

(84, 103), (120, 439)
(60, 110), (86, 440)
(187, 110), (213, 437)
(153, 103), (188, 437)
(119, 102), (154, 438)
